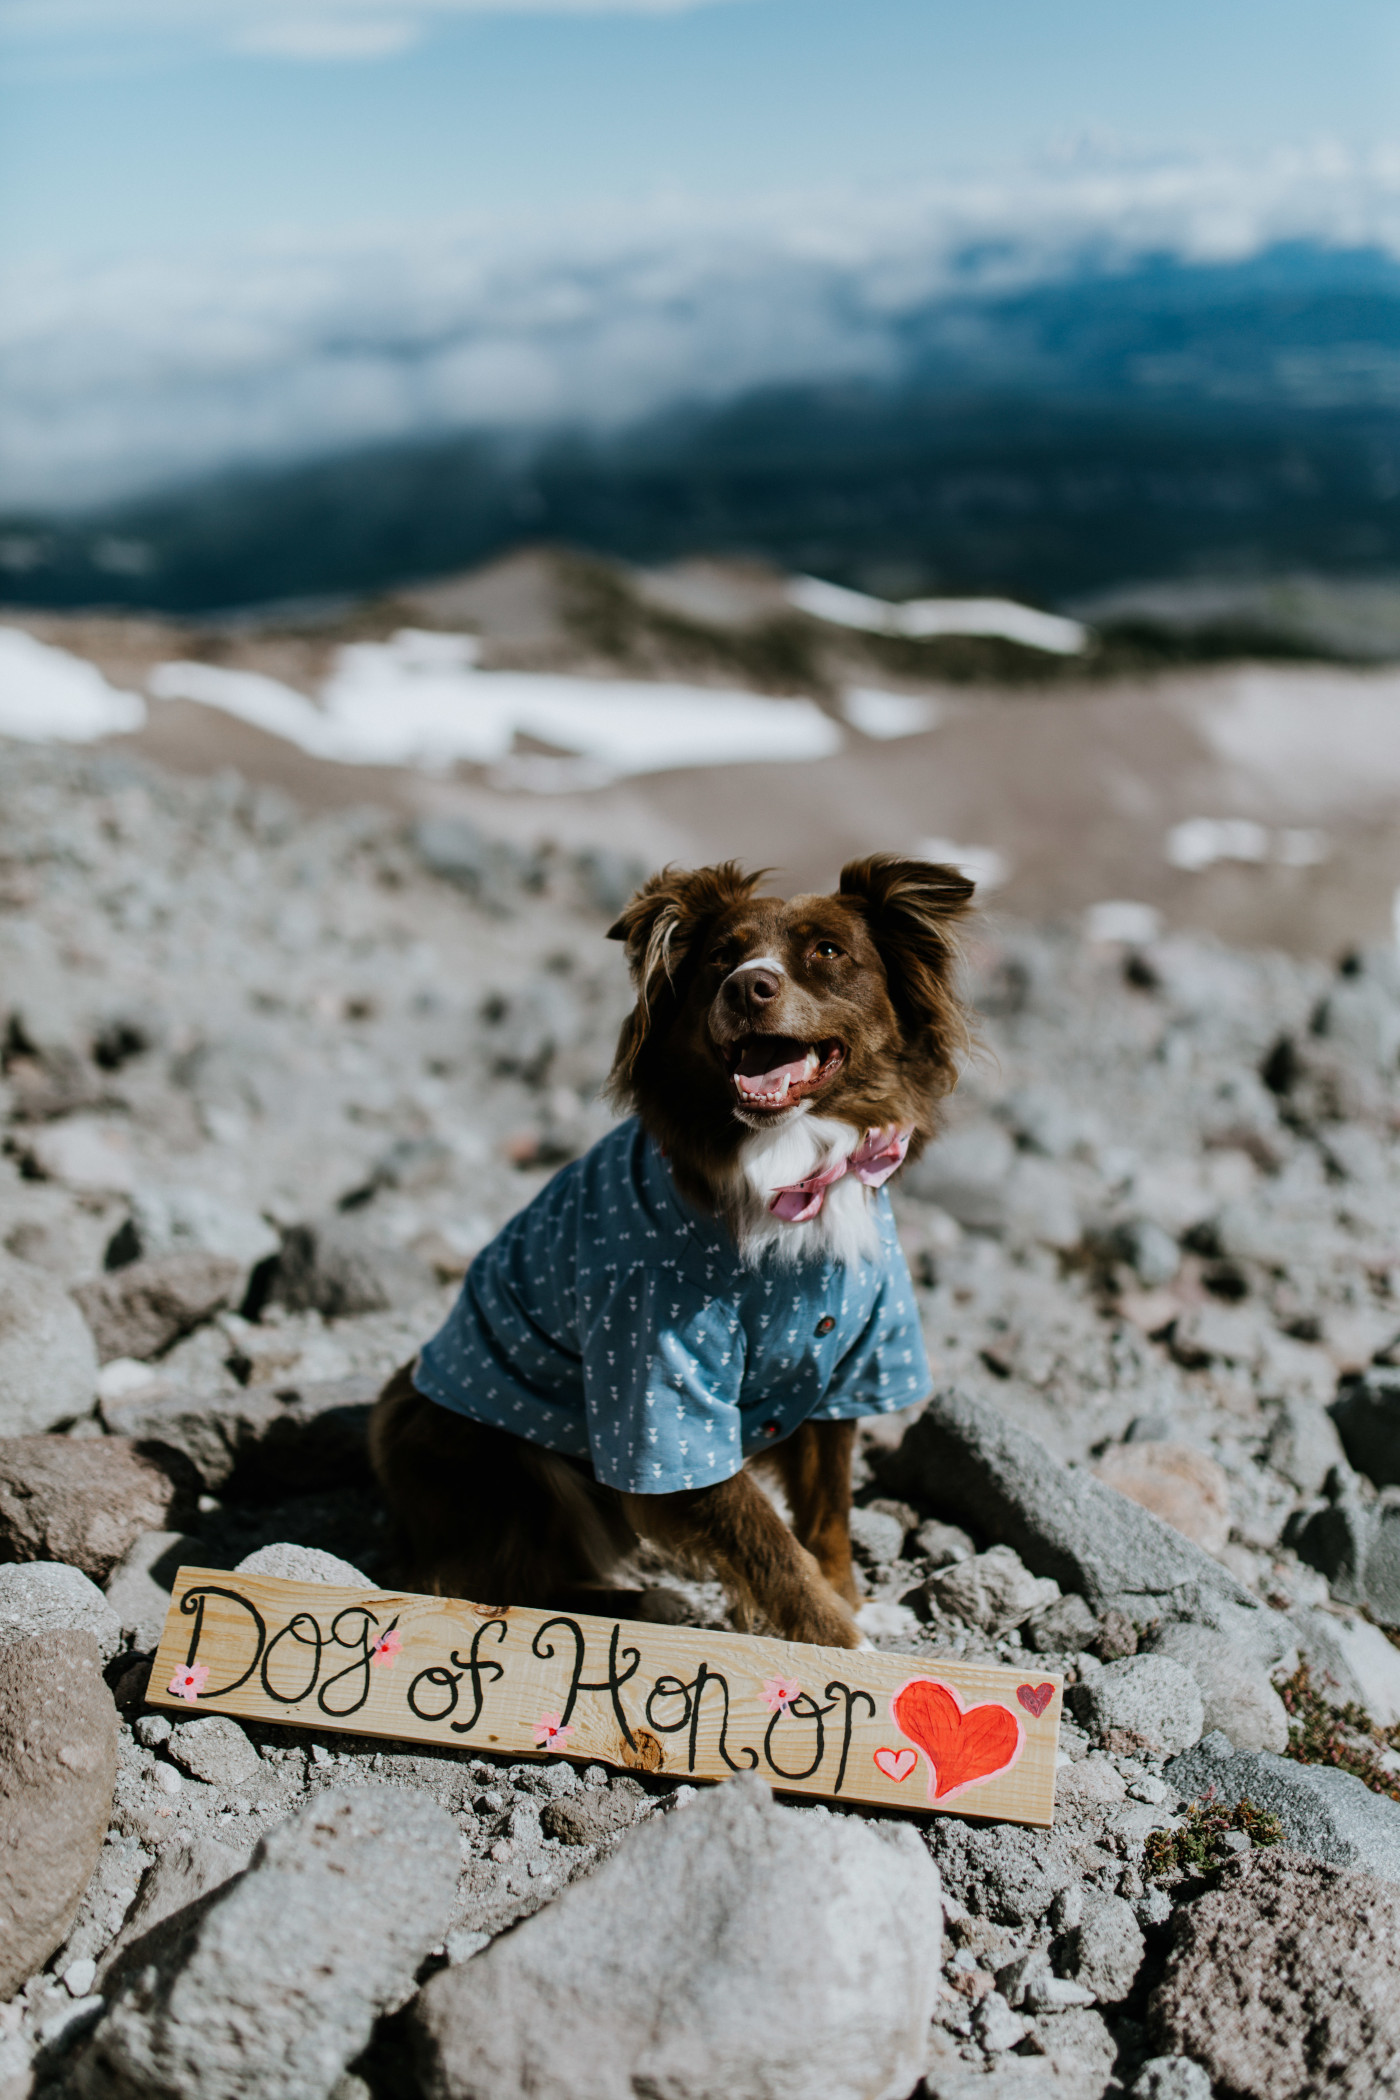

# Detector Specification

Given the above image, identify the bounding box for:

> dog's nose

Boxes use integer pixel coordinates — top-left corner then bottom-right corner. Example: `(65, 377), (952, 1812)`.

(747, 972), (780, 1004)
(722, 967), (782, 1021)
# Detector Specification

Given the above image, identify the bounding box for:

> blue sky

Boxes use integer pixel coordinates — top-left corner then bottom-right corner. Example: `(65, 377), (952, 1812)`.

(3, 0), (1398, 267)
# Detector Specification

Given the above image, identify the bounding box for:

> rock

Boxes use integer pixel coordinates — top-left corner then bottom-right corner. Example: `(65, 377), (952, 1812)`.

(1092, 1443), (1232, 1556)
(913, 1519), (976, 1567)
(1112, 1219), (1181, 1288)
(1170, 1301), (1269, 1371)
(1130, 2061), (1212, 2100)
(121, 1184), (280, 1276)
(411, 1772), (942, 2100)
(973, 1990), (1027, 2053)
(1069, 1656), (1205, 1757)
(927, 1545), (1059, 1636)
(1144, 1623), (1289, 1752)
(22, 1117), (137, 1194)
(1165, 1731), (1400, 1884)
(0, 1435), (195, 1582)
(0, 1630), (120, 1998)
(1150, 1849), (1400, 2098)
(104, 1532), (214, 1650)
(71, 1252), (243, 1364)
(1291, 1479), (1400, 1627)
(1331, 1369), (1400, 1488)
(165, 1715), (263, 1789)
(0, 1561), (122, 1661)
(0, 1249), (99, 1433)
(99, 1375), (378, 1492)
(1093, 1607), (1139, 1660)
(1059, 1892), (1144, 2004)
(77, 1786), (458, 2100)
(848, 1506), (906, 1567)
(539, 1788), (644, 1848)
(99, 1835), (251, 1986)
(1026, 1594), (1100, 1654)
(1020, 2004), (1117, 2088)
(1267, 1395), (1349, 1497)
(885, 1386), (1288, 1663)
(263, 1217), (434, 1320)
(235, 1542), (370, 1586)
(1293, 1607), (1400, 1728)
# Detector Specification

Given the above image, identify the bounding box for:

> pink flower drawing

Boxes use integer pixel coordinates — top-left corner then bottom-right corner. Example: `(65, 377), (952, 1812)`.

(168, 1662), (209, 1705)
(533, 1711), (573, 1751)
(761, 1676), (801, 1714)
(369, 1628), (402, 1668)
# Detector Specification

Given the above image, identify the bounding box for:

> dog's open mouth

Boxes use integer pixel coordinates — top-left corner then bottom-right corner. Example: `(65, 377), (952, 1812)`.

(723, 1034), (845, 1110)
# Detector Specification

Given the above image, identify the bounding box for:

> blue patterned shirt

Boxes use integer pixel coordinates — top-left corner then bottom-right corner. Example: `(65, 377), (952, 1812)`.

(413, 1116), (930, 1494)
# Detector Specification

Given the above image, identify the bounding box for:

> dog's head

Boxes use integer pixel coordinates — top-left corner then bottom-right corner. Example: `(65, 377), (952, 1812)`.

(606, 856), (974, 1188)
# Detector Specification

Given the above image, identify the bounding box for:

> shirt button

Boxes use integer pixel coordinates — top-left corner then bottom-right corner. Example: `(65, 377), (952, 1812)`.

(760, 1420), (781, 1438)
(815, 1316), (836, 1336)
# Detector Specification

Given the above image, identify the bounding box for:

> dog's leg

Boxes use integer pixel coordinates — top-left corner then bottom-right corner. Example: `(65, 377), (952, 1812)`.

(767, 1419), (860, 1607)
(630, 1470), (861, 1649)
(370, 1365), (635, 1607)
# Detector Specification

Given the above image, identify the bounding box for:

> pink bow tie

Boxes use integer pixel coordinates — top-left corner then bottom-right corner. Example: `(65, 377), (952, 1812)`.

(768, 1125), (912, 1224)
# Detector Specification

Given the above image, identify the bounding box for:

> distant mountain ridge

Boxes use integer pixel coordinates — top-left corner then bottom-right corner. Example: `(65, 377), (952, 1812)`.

(4, 241), (1399, 616)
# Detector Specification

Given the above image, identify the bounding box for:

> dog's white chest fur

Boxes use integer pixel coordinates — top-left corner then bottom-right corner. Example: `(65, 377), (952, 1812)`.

(727, 1112), (882, 1267)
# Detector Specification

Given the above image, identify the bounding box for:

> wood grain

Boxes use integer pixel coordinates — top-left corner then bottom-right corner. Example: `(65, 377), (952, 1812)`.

(149, 1568), (1062, 1825)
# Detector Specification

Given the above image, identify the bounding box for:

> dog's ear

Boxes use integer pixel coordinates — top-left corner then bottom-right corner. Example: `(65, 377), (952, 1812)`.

(838, 855), (975, 1088)
(607, 861), (768, 1092)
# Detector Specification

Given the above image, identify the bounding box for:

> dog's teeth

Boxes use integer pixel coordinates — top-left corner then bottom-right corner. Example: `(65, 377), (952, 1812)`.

(802, 1049), (819, 1079)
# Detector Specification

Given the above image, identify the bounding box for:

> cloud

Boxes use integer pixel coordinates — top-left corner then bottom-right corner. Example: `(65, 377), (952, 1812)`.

(0, 0), (737, 65)
(3, 145), (1400, 512)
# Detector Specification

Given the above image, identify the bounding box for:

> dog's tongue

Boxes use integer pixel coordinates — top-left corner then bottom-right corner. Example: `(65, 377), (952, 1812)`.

(734, 1037), (814, 1098)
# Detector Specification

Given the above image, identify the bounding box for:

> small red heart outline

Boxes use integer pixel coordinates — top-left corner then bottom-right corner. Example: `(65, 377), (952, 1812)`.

(1017, 1681), (1054, 1719)
(891, 1678), (1024, 1803)
(873, 1745), (918, 1784)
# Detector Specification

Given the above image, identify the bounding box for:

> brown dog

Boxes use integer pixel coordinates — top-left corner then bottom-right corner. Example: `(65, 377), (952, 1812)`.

(371, 855), (972, 1648)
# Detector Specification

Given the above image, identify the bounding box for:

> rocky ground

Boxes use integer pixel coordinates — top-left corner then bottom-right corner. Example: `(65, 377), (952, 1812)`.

(3, 732), (1400, 2097)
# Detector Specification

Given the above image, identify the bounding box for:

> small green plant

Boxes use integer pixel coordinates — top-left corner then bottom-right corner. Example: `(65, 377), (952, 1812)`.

(1278, 1662), (1400, 1803)
(1144, 1794), (1285, 1883)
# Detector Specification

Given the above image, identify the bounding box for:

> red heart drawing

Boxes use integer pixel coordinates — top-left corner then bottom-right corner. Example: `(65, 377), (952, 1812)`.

(873, 1745), (918, 1783)
(1017, 1682), (1054, 1719)
(891, 1678), (1023, 1802)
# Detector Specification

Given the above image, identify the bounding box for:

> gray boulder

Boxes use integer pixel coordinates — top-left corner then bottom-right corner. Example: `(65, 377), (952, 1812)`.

(165, 1715), (263, 1790)
(1293, 1607), (1400, 1728)
(100, 1375), (378, 1492)
(1151, 1848), (1400, 2098)
(76, 1786), (458, 2100)
(0, 1630), (120, 1999)
(0, 1249), (98, 1433)
(848, 1506), (906, 1568)
(411, 1773), (942, 2100)
(1331, 1370), (1400, 1488)
(886, 1386), (1289, 1662)
(1058, 1892), (1145, 2005)
(72, 1252), (244, 1364)
(98, 1835), (252, 1989)
(1165, 1731), (1400, 1884)
(927, 1545), (1059, 1636)
(1267, 1394), (1349, 1497)
(264, 1218), (433, 1320)
(0, 1434), (195, 1583)
(236, 1543), (369, 1587)
(0, 1560), (122, 1662)
(1144, 1623), (1289, 1752)
(1291, 1479), (1400, 1627)
(1069, 1656), (1205, 1757)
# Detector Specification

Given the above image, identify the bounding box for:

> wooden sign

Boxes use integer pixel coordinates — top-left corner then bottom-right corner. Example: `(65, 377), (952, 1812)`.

(149, 1568), (1062, 1826)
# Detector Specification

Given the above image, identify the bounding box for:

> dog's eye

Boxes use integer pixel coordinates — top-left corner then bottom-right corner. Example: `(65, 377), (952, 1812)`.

(812, 940), (843, 960)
